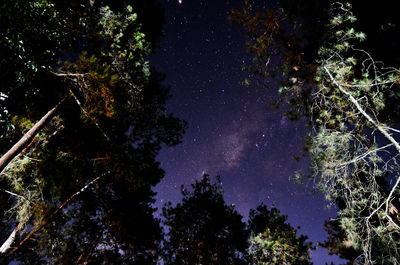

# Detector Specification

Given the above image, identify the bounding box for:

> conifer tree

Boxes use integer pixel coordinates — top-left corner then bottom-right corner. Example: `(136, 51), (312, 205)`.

(0, 1), (186, 263)
(232, 1), (400, 264)
(162, 175), (248, 265)
(248, 204), (313, 265)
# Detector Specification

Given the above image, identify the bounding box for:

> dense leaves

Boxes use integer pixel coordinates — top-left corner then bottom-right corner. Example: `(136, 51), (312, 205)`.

(233, 1), (400, 264)
(162, 175), (313, 265)
(321, 218), (360, 264)
(248, 205), (313, 265)
(162, 175), (248, 265)
(0, 0), (186, 264)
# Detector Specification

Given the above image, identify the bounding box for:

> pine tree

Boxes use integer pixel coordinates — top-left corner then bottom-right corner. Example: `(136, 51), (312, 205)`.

(0, 1), (186, 263)
(233, 1), (400, 264)
(162, 175), (248, 265)
(247, 204), (313, 265)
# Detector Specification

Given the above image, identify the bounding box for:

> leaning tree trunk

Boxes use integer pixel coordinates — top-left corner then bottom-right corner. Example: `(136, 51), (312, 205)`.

(5, 172), (108, 256)
(0, 95), (68, 174)
(0, 218), (26, 254)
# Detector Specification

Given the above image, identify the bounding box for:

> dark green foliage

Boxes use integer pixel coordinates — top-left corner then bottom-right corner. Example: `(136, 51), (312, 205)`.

(276, 0), (400, 122)
(321, 218), (360, 265)
(230, 0), (400, 122)
(321, 170), (400, 265)
(232, 1), (400, 264)
(162, 175), (249, 265)
(0, 0), (68, 141)
(248, 204), (313, 265)
(0, 0), (186, 264)
(162, 176), (313, 265)
(278, 0), (400, 64)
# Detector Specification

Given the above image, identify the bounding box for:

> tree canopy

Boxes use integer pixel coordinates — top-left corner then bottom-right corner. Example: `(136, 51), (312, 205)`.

(0, 0), (186, 264)
(232, 1), (400, 264)
(248, 204), (313, 265)
(7, 0), (400, 264)
(162, 175), (249, 265)
(162, 175), (313, 265)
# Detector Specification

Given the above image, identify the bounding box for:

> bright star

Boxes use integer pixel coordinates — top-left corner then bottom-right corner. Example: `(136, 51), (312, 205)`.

(178, 0), (182, 4)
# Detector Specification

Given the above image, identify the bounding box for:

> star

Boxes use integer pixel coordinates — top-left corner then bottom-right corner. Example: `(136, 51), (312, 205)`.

(151, 1), (342, 263)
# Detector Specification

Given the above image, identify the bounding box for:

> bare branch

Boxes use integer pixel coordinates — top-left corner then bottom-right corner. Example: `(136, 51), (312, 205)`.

(6, 171), (109, 257)
(324, 66), (400, 154)
(0, 95), (68, 175)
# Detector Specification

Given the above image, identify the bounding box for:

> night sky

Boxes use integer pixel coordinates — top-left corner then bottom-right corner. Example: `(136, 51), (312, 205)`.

(150, 0), (344, 264)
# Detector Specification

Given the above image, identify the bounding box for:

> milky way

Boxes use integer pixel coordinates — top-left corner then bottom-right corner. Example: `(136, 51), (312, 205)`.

(150, 0), (345, 263)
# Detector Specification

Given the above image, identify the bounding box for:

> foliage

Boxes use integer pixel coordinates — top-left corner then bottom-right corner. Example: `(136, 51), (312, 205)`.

(233, 1), (400, 264)
(0, 0), (68, 139)
(321, 218), (360, 264)
(229, 0), (317, 120)
(230, 0), (400, 121)
(162, 176), (312, 265)
(162, 175), (248, 265)
(0, 0), (186, 264)
(247, 204), (313, 265)
(307, 3), (400, 264)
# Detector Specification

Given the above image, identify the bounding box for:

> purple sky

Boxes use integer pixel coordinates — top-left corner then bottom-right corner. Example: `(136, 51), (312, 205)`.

(151, 0), (345, 264)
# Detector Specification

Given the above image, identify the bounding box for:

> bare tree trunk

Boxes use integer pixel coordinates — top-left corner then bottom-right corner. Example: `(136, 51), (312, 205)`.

(6, 172), (108, 257)
(0, 95), (68, 174)
(0, 219), (26, 254)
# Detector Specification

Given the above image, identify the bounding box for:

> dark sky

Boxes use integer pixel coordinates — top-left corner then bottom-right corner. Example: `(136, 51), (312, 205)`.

(150, 0), (344, 264)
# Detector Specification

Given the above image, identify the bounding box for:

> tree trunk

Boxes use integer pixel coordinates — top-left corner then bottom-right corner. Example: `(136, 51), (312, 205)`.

(0, 95), (68, 174)
(6, 172), (107, 257)
(0, 218), (27, 254)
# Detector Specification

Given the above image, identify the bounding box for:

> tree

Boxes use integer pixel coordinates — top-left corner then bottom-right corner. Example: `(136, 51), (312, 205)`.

(162, 175), (248, 265)
(230, 0), (400, 120)
(321, 218), (360, 264)
(0, 0), (186, 263)
(162, 176), (315, 265)
(233, 1), (400, 264)
(304, 4), (400, 264)
(247, 204), (313, 265)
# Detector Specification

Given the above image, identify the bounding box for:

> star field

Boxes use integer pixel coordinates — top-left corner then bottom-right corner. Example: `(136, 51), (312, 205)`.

(150, 0), (345, 264)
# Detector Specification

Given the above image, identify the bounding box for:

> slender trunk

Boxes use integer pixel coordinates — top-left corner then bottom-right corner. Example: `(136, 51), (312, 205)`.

(324, 66), (400, 154)
(0, 95), (68, 174)
(7, 172), (108, 257)
(0, 219), (26, 254)
(325, 66), (400, 228)
(0, 96), (68, 255)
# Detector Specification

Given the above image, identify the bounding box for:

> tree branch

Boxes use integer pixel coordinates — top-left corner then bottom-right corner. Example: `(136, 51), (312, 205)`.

(0, 218), (27, 254)
(0, 95), (69, 175)
(324, 66), (400, 154)
(5, 171), (109, 257)
(68, 89), (110, 141)
(325, 65), (400, 228)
